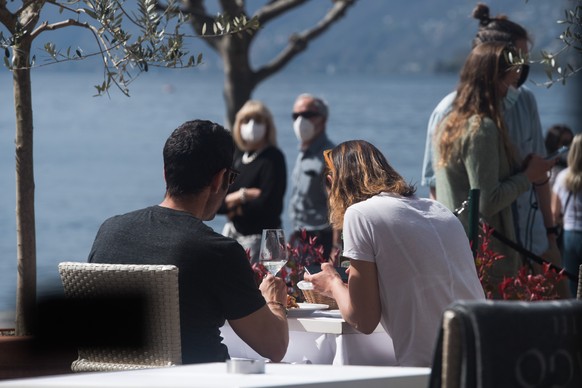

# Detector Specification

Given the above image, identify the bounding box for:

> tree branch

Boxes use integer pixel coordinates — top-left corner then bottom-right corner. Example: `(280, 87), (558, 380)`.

(26, 18), (130, 95)
(45, 0), (82, 17)
(182, 0), (220, 50)
(255, 0), (307, 26)
(254, 0), (357, 83)
(218, 0), (244, 17)
(0, 2), (16, 32)
(30, 18), (89, 40)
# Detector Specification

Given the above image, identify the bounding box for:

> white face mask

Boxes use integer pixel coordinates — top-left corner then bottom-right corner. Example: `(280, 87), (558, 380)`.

(240, 119), (266, 144)
(503, 85), (520, 111)
(293, 117), (316, 143)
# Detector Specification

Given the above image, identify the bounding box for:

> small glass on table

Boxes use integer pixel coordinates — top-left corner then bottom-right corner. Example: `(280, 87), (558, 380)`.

(259, 229), (287, 276)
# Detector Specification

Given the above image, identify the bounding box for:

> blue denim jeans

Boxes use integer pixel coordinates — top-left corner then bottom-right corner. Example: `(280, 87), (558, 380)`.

(562, 230), (582, 297)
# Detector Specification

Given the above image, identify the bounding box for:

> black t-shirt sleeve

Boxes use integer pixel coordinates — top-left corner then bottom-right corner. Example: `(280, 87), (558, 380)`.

(210, 239), (266, 320)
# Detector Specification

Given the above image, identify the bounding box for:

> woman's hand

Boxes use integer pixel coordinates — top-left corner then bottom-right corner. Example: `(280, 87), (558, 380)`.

(225, 187), (262, 210)
(304, 263), (344, 298)
(224, 187), (263, 219)
(522, 153), (554, 184)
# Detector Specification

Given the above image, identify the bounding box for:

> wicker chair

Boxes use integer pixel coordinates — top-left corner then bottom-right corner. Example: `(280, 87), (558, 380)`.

(429, 300), (582, 388)
(58, 262), (181, 372)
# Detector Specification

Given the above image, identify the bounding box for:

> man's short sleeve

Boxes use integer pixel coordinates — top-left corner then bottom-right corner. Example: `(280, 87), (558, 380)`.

(211, 240), (265, 320)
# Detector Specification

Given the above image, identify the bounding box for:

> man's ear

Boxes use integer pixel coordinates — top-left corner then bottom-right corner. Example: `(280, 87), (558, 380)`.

(210, 168), (227, 193)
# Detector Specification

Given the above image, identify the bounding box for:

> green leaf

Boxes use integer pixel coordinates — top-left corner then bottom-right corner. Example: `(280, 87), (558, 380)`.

(545, 68), (553, 81)
(83, 8), (98, 19)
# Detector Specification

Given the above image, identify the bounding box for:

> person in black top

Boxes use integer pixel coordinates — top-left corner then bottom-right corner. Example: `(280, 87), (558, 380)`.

(219, 100), (287, 262)
(89, 119), (289, 364)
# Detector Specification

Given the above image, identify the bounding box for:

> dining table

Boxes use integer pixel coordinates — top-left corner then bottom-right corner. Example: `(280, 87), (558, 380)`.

(221, 308), (397, 366)
(0, 362), (430, 388)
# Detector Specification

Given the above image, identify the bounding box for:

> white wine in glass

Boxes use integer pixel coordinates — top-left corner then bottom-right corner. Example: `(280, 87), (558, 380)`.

(259, 229), (287, 276)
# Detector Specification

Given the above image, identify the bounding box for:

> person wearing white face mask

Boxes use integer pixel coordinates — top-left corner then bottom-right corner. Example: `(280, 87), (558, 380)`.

(218, 100), (287, 262)
(421, 3), (563, 287)
(288, 93), (340, 261)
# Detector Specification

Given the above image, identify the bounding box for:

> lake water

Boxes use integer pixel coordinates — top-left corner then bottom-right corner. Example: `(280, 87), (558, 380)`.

(0, 69), (579, 312)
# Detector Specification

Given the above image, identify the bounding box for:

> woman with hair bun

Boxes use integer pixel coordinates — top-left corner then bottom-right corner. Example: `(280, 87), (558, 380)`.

(434, 42), (553, 294)
(472, 2), (529, 53)
(421, 3), (560, 272)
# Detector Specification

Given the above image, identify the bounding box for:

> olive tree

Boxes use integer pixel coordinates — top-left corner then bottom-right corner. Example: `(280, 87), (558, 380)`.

(0, 0), (255, 335)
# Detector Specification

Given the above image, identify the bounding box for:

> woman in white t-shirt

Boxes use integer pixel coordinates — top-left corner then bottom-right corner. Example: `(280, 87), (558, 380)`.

(304, 140), (485, 367)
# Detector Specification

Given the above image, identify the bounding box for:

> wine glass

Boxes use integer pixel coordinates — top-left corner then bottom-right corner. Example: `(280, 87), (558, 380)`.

(259, 229), (287, 276)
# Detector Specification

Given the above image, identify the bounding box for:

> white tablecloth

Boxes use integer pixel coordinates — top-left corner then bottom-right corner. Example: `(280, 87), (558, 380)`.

(221, 315), (396, 366)
(0, 363), (430, 388)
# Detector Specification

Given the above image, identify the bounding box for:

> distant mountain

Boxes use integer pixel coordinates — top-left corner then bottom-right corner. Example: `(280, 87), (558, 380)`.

(28, 0), (573, 75)
(239, 0), (572, 75)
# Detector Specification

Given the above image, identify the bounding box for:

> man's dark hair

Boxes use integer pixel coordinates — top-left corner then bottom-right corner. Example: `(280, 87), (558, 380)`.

(163, 120), (234, 197)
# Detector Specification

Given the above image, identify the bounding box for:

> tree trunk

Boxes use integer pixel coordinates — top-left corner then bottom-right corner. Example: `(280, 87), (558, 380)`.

(220, 36), (255, 128)
(12, 41), (37, 336)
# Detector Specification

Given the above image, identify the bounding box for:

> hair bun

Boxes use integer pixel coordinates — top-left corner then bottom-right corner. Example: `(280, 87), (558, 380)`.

(472, 3), (491, 26)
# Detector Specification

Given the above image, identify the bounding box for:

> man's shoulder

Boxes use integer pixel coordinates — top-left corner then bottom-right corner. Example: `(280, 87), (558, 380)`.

(434, 91), (456, 113)
(203, 229), (245, 249)
(322, 133), (335, 149)
(513, 85), (539, 111)
(518, 84), (537, 99)
(307, 133), (334, 154)
(99, 207), (152, 227)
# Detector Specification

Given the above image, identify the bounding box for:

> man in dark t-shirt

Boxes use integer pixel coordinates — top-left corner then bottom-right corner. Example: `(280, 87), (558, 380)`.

(88, 120), (289, 364)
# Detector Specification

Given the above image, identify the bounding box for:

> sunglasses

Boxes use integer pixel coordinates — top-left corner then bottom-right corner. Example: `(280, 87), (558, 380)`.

(227, 167), (240, 186)
(292, 111), (320, 120)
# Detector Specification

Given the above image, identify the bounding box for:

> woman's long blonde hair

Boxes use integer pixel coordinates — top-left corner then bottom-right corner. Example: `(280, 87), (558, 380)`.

(325, 140), (415, 227)
(232, 100), (277, 151)
(437, 42), (518, 169)
(565, 133), (582, 192)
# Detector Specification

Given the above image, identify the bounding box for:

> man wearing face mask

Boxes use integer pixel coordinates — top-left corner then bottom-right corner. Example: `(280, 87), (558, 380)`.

(289, 93), (339, 260)
(420, 3), (562, 280)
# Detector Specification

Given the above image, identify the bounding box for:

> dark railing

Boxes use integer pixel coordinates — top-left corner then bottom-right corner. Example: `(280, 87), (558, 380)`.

(454, 189), (578, 283)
